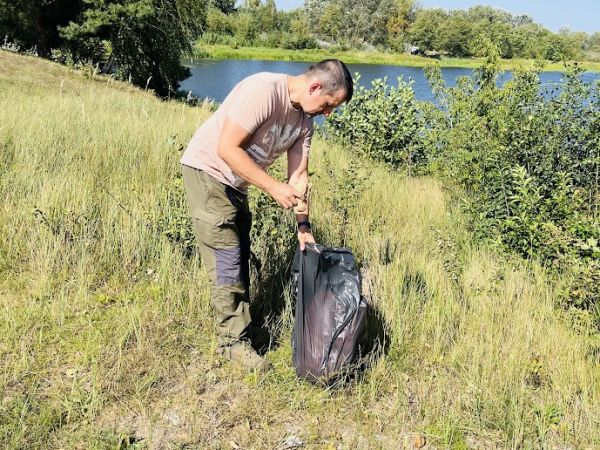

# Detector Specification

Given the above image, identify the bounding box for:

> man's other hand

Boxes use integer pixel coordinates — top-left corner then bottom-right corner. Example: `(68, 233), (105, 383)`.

(298, 226), (316, 251)
(268, 182), (303, 209)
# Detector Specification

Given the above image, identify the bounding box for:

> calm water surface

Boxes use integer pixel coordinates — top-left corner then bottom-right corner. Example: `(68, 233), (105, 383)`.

(180, 59), (600, 104)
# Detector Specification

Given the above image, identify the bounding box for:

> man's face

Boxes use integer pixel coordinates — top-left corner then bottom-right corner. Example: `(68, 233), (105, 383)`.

(302, 84), (346, 118)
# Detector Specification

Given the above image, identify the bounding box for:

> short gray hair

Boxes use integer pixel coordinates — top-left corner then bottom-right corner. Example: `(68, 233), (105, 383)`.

(305, 59), (353, 102)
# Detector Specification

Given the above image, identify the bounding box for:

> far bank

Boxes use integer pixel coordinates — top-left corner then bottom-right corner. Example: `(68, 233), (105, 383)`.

(193, 44), (600, 73)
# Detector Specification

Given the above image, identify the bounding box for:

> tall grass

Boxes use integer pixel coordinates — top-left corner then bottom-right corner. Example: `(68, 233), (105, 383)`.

(1, 50), (599, 449)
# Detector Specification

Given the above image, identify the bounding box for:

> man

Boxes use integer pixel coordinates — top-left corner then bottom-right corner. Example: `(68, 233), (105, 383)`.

(180, 59), (353, 371)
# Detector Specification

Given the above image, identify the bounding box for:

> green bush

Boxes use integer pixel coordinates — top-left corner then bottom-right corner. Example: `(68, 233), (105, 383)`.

(425, 55), (599, 260)
(198, 32), (236, 46)
(324, 46), (600, 317)
(254, 31), (283, 48)
(326, 74), (426, 173)
(280, 33), (317, 50)
(206, 6), (235, 36)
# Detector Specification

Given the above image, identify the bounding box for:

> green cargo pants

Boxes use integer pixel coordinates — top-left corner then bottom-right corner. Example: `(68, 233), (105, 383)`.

(181, 165), (252, 342)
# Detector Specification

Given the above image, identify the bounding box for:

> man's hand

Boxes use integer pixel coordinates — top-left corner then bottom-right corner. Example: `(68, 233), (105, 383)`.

(291, 179), (308, 214)
(268, 182), (303, 209)
(298, 225), (316, 251)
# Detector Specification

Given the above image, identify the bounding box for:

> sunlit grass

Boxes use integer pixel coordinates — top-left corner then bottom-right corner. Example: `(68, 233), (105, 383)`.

(1, 49), (599, 449)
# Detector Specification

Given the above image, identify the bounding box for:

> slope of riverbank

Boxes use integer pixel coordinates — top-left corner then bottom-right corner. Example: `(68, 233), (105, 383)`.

(194, 43), (600, 72)
(1, 50), (599, 449)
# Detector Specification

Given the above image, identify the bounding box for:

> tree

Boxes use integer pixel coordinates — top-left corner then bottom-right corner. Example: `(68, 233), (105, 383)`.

(509, 22), (549, 59)
(469, 20), (513, 58)
(232, 10), (256, 44)
(284, 9), (315, 49)
(543, 33), (570, 61)
(211, 0), (235, 14)
(206, 6), (235, 35)
(408, 8), (447, 51)
(305, 0), (396, 47)
(386, 0), (419, 50)
(466, 5), (512, 26)
(558, 28), (587, 59)
(441, 11), (473, 57)
(588, 32), (600, 49)
(252, 0), (278, 33)
(0, 0), (83, 56)
(60, 0), (207, 96)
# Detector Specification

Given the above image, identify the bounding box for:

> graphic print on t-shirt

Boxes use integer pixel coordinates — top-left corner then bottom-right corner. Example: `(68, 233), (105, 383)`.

(233, 123), (301, 187)
(247, 123), (301, 164)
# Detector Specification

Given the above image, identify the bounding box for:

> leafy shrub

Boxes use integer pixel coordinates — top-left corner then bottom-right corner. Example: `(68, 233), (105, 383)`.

(248, 161), (297, 275)
(561, 260), (600, 316)
(198, 32), (236, 46)
(312, 154), (369, 247)
(280, 33), (317, 50)
(326, 74), (426, 173)
(254, 31), (283, 48)
(324, 44), (600, 317)
(206, 7), (235, 36)
(246, 161), (298, 342)
(423, 52), (600, 262)
(423, 48), (600, 318)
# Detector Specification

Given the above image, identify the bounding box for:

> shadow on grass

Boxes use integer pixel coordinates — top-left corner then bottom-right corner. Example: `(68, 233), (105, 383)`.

(247, 244), (296, 354)
(324, 268), (432, 388)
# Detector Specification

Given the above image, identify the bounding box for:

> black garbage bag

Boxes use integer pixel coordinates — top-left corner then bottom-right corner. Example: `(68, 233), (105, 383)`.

(291, 243), (368, 382)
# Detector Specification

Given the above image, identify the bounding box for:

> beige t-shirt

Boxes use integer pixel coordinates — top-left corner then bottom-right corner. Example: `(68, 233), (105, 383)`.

(181, 72), (313, 192)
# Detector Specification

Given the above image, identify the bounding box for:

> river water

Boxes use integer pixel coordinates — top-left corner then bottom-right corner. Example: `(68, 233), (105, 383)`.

(179, 58), (600, 104)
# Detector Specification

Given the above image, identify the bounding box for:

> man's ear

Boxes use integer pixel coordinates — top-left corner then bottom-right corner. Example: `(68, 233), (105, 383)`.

(308, 81), (322, 94)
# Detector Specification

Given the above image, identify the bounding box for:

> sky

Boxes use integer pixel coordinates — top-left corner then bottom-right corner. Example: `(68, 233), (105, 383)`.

(273, 0), (600, 34)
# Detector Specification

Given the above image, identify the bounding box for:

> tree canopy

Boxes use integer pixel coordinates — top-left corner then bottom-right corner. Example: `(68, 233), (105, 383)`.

(199, 0), (597, 61)
(1, 0), (207, 96)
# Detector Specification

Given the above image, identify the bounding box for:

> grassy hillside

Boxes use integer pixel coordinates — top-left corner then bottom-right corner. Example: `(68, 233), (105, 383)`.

(1, 50), (599, 449)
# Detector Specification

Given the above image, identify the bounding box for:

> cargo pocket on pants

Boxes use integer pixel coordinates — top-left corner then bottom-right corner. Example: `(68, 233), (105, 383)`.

(193, 209), (238, 249)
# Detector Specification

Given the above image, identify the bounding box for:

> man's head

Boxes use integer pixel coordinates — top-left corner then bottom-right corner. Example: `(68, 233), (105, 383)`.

(300, 59), (353, 118)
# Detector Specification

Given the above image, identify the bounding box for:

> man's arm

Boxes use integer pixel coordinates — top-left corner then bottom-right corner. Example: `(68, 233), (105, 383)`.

(288, 147), (315, 250)
(218, 117), (302, 209)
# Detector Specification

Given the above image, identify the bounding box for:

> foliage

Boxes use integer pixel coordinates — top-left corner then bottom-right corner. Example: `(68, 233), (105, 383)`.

(427, 53), (599, 258)
(313, 153), (369, 247)
(247, 161), (297, 333)
(153, 169), (197, 258)
(0, 0), (84, 56)
(423, 47), (600, 313)
(201, 1), (317, 49)
(407, 7), (447, 53)
(326, 44), (600, 317)
(326, 74), (425, 172)
(200, 0), (593, 61)
(385, 0), (419, 51)
(59, 0), (207, 96)
(0, 0), (206, 96)
(248, 161), (297, 274)
(304, 0), (396, 48)
(211, 0), (235, 14)
(206, 6), (236, 36)
(406, 6), (586, 60)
